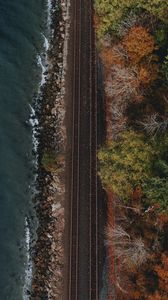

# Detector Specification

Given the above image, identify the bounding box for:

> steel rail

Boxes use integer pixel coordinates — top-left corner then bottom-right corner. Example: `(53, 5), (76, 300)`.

(94, 12), (99, 300)
(95, 48), (99, 300)
(68, 0), (98, 299)
(68, 0), (81, 298)
(90, 2), (99, 299)
(92, 10), (99, 300)
(75, 0), (81, 297)
(89, 0), (92, 296)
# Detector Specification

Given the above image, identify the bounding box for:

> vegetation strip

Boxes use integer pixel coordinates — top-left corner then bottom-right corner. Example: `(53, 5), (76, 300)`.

(95, 1), (168, 299)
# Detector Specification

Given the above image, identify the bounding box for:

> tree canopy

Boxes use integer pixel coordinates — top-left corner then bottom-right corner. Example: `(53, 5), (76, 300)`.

(98, 130), (156, 200)
(95, 0), (168, 38)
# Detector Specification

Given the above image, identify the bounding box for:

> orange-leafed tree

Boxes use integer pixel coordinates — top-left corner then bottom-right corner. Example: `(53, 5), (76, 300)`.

(129, 289), (141, 300)
(153, 254), (168, 298)
(147, 291), (168, 300)
(147, 291), (162, 300)
(157, 213), (168, 230)
(123, 26), (156, 64)
(138, 63), (158, 85)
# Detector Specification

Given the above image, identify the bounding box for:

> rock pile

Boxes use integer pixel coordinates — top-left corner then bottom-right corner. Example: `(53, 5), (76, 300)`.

(30, 0), (70, 299)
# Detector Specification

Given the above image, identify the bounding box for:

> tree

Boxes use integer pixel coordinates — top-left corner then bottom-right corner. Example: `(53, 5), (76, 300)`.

(148, 292), (162, 300)
(105, 65), (142, 102)
(139, 114), (168, 136)
(122, 26), (156, 64)
(95, 0), (168, 39)
(106, 225), (147, 267)
(139, 0), (168, 24)
(109, 103), (127, 140)
(100, 44), (126, 71)
(138, 63), (158, 85)
(130, 290), (142, 299)
(98, 130), (156, 200)
(155, 212), (168, 231)
(114, 194), (141, 213)
(98, 130), (168, 210)
(142, 178), (168, 212)
(162, 52), (168, 83)
(94, 0), (135, 38)
(152, 254), (168, 299)
(117, 11), (158, 38)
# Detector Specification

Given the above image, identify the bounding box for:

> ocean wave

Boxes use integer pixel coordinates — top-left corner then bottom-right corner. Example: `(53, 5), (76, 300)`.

(29, 104), (39, 154)
(23, 0), (52, 298)
(23, 218), (33, 300)
(42, 33), (50, 52)
(29, 11), (51, 155)
(37, 54), (47, 87)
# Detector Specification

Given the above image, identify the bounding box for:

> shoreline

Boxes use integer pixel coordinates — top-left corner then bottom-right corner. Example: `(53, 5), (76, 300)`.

(30, 0), (70, 298)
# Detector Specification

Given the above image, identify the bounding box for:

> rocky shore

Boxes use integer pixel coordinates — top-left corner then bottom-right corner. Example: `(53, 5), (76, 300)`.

(30, 0), (70, 299)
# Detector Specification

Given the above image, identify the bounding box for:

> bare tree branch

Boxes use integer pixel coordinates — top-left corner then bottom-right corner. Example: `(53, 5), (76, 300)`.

(106, 226), (147, 267)
(139, 113), (168, 136)
(105, 65), (140, 101)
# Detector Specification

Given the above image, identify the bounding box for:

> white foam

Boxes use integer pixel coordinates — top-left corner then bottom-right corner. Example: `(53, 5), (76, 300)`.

(29, 104), (39, 127)
(42, 33), (50, 52)
(29, 0), (52, 158)
(29, 0), (52, 154)
(23, 1), (53, 298)
(29, 104), (39, 154)
(23, 218), (33, 300)
(47, 0), (52, 28)
(37, 54), (47, 86)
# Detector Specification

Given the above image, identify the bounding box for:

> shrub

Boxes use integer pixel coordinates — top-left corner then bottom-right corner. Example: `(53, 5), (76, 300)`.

(122, 26), (156, 64)
(42, 150), (64, 172)
(42, 151), (57, 172)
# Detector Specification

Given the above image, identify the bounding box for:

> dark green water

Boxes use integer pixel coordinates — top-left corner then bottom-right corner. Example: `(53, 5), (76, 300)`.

(0, 0), (47, 298)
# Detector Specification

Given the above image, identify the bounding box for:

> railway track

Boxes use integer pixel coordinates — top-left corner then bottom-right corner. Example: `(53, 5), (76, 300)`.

(68, 0), (98, 299)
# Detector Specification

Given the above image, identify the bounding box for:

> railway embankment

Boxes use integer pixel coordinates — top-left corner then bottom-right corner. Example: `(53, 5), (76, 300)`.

(31, 0), (70, 298)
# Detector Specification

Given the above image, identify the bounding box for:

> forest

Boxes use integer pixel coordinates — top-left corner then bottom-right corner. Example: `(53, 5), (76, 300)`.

(95, 0), (168, 299)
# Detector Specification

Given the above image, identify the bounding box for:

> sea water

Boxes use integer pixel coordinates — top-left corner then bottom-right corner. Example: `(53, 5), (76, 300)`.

(0, 0), (49, 298)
